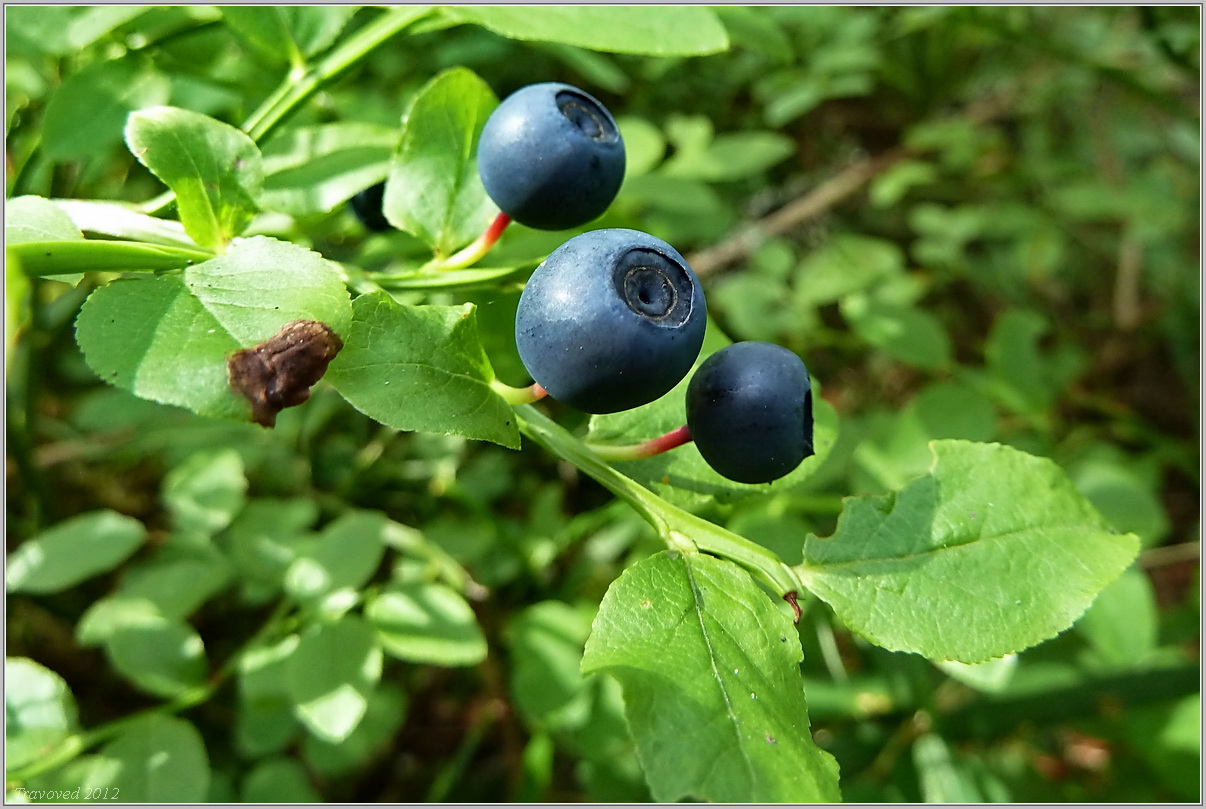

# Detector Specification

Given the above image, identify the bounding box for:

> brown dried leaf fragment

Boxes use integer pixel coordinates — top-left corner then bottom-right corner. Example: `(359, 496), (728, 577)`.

(228, 320), (343, 427)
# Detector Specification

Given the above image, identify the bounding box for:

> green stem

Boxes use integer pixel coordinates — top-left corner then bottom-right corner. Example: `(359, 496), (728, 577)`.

(516, 406), (801, 597)
(490, 380), (547, 406)
(242, 7), (433, 143)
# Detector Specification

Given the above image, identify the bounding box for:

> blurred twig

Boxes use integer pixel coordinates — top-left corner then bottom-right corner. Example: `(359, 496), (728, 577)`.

(1138, 541), (1200, 570)
(686, 87), (1022, 278)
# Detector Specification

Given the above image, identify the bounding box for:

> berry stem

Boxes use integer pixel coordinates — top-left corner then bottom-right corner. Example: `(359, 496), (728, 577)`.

(490, 379), (547, 406)
(587, 425), (694, 462)
(430, 212), (513, 272)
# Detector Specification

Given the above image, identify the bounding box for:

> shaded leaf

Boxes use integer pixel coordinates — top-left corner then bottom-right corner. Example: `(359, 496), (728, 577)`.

(365, 581), (487, 666)
(43, 57), (170, 161)
(260, 123), (396, 216)
(286, 617), (383, 743)
(162, 449), (247, 535)
(5, 658), (80, 773)
(89, 715), (210, 802)
(7, 510), (145, 595)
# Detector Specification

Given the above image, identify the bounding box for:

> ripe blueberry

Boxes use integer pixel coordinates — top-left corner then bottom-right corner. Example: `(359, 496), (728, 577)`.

(350, 182), (390, 232)
(515, 229), (706, 414)
(686, 342), (814, 484)
(478, 82), (625, 231)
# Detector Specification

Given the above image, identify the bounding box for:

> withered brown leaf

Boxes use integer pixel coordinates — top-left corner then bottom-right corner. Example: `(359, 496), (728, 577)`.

(228, 320), (343, 427)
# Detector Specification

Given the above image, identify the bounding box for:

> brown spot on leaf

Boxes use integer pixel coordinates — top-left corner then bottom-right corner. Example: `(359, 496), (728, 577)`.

(228, 320), (343, 427)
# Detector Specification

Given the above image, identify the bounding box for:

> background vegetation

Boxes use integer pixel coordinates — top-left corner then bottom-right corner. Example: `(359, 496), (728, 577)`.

(6, 5), (1200, 802)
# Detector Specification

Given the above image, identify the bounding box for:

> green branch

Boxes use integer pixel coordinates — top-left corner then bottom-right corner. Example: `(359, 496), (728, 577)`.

(515, 405), (801, 598)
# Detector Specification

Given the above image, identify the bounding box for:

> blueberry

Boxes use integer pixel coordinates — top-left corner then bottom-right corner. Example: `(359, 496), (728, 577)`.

(516, 229), (706, 414)
(686, 342), (814, 484)
(478, 82), (625, 231)
(350, 182), (390, 232)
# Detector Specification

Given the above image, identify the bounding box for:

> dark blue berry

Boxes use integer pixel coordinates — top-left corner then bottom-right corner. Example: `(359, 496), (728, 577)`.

(686, 342), (814, 484)
(350, 182), (390, 232)
(478, 82), (625, 231)
(515, 229), (706, 414)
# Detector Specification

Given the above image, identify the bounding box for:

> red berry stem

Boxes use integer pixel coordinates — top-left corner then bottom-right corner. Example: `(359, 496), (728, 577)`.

(587, 424), (694, 462)
(431, 211), (513, 271)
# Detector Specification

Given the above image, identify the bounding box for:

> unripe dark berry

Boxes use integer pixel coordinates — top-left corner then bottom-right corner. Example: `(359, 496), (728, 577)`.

(478, 82), (625, 230)
(515, 229), (706, 414)
(686, 342), (814, 484)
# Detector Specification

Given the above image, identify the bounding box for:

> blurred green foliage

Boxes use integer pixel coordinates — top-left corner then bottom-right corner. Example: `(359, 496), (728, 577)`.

(6, 5), (1199, 803)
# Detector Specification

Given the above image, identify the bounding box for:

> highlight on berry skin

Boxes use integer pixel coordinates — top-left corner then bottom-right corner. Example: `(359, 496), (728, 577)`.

(685, 341), (814, 484)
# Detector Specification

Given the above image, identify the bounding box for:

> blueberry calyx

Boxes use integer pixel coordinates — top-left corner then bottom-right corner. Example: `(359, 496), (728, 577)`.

(614, 249), (693, 325)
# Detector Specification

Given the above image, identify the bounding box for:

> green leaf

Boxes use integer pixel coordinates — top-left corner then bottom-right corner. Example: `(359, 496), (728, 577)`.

(793, 233), (907, 307)
(506, 601), (593, 729)
(103, 616), (208, 698)
(661, 131), (795, 182)
(117, 554), (233, 620)
(384, 67), (497, 255)
(74, 276), (246, 420)
(325, 291), (521, 449)
(89, 715), (210, 802)
(301, 684), (407, 778)
(935, 654), (1018, 694)
(912, 733), (986, 803)
(43, 57), (170, 161)
(841, 294), (952, 370)
(223, 498), (319, 590)
(75, 596), (163, 647)
(797, 440), (1141, 663)
(5, 658), (80, 773)
(581, 551), (841, 803)
(441, 6), (729, 56)
(50, 200), (197, 248)
(365, 581), (487, 666)
(162, 449), (248, 535)
(184, 235), (352, 343)
(75, 235), (348, 423)
(239, 757), (321, 803)
(1077, 566), (1159, 666)
(5, 196), (84, 245)
(125, 106), (263, 252)
(616, 116), (666, 178)
(286, 616), (383, 743)
(6, 6), (153, 56)
(236, 635), (301, 758)
(260, 123), (396, 216)
(283, 510), (388, 609)
(7, 510), (146, 594)
(221, 6), (357, 64)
